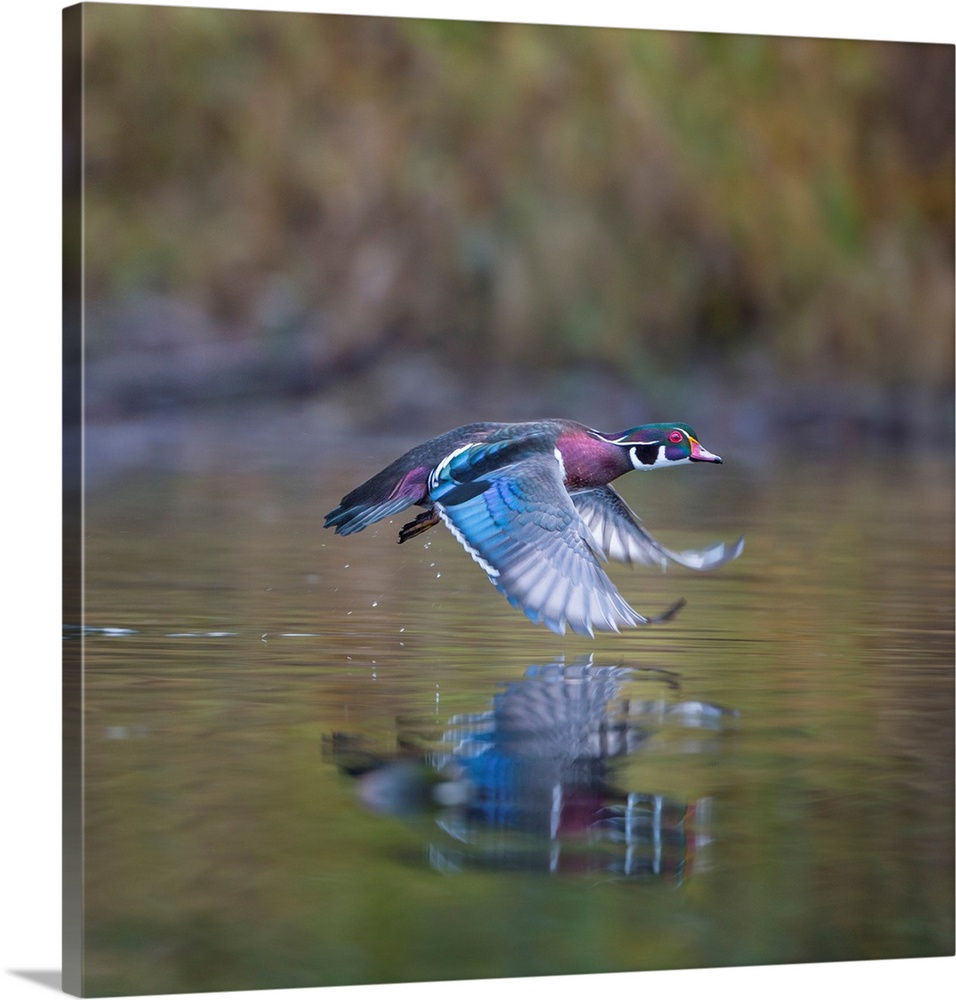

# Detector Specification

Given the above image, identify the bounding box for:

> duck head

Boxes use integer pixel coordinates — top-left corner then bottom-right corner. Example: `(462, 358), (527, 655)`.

(610, 422), (723, 470)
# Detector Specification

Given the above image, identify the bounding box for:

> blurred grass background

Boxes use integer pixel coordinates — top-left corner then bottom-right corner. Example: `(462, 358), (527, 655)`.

(69, 5), (953, 442)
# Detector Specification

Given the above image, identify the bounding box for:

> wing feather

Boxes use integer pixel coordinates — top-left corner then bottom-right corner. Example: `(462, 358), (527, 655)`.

(572, 486), (744, 571)
(433, 448), (651, 636)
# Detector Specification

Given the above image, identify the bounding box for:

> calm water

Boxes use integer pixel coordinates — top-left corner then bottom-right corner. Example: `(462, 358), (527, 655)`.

(76, 428), (954, 995)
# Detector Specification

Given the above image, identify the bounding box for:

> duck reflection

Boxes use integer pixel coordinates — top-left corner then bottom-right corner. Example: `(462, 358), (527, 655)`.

(325, 658), (738, 881)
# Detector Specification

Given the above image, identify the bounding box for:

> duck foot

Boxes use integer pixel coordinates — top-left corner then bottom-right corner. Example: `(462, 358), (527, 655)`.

(398, 508), (440, 544)
(648, 598), (687, 624)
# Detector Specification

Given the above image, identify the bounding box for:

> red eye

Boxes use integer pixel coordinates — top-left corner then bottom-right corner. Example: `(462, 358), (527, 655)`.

(668, 431), (683, 444)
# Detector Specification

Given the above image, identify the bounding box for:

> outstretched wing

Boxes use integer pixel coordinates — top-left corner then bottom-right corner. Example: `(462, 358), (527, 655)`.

(431, 443), (655, 636)
(572, 485), (744, 571)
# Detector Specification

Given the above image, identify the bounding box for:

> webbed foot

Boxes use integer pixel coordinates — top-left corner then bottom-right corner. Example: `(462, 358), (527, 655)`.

(398, 508), (440, 544)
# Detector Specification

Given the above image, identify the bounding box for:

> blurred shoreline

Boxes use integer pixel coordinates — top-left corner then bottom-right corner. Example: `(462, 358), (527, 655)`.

(72, 340), (953, 489)
(67, 10), (953, 488)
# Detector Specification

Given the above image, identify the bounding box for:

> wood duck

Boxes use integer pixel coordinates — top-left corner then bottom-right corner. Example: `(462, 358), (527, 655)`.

(325, 420), (743, 636)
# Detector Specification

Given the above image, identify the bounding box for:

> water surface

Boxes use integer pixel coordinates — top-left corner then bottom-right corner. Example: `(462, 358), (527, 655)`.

(77, 429), (954, 994)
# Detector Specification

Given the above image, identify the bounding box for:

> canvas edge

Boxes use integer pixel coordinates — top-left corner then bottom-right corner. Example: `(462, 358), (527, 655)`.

(63, 3), (85, 997)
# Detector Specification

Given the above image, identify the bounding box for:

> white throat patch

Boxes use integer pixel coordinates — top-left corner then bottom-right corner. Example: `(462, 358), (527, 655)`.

(629, 444), (666, 469)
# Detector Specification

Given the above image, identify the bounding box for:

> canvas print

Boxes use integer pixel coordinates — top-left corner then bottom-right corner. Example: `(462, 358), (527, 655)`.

(63, 3), (954, 996)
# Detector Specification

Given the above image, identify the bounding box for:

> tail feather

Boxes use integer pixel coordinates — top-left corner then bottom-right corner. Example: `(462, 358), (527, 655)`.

(324, 495), (417, 535)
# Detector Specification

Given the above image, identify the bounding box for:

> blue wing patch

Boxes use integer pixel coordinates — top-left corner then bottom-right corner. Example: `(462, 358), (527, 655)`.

(432, 445), (652, 636)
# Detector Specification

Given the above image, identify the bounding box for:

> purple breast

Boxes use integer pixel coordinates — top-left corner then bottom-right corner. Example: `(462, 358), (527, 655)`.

(556, 431), (623, 490)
